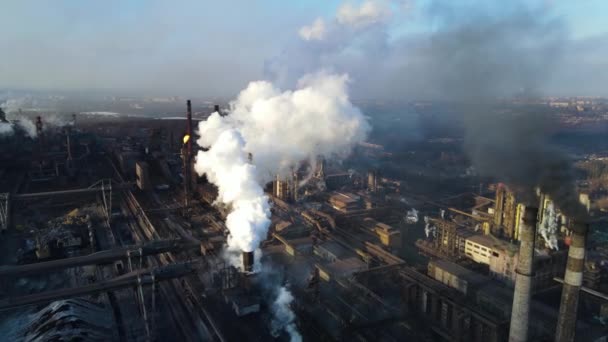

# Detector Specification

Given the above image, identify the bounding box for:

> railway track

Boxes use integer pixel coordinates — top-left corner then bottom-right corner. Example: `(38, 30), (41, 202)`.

(108, 157), (224, 342)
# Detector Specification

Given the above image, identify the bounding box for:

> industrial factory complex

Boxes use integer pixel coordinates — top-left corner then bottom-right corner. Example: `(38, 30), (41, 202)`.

(1, 98), (608, 342)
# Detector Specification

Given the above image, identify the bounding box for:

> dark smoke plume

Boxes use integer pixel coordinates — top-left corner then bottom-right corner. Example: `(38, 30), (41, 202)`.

(420, 2), (588, 227)
(267, 0), (587, 227)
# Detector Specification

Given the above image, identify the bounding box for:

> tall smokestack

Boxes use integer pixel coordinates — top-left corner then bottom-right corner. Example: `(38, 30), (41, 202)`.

(66, 130), (73, 161)
(555, 222), (588, 342)
(35, 116), (43, 137)
(368, 169), (378, 192)
(242, 251), (254, 273)
(187, 100), (193, 157)
(509, 206), (538, 342)
(292, 169), (298, 202)
(183, 100), (193, 207)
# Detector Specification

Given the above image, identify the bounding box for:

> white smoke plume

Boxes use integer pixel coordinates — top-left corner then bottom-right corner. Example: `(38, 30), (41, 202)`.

(423, 216), (436, 238)
(405, 208), (418, 224)
(0, 122), (13, 136)
(265, 0), (403, 97)
(299, 18), (326, 41)
(336, 0), (392, 28)
(539, 201), (560, 250)
(16, 119), (37, 139)
(195, 130), (271, 253)
(42, 114), (72, 128)
(1, 98), (70, 138)
(195, 72), (369, 256)
(271, 286), (302, 342)
(0, 98), (27, 115)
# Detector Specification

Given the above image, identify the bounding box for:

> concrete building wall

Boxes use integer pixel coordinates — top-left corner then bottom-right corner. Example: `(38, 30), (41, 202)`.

(135, 161), (151, 190)
(489, 250), (518, 285)
(465, 238), (492, 265)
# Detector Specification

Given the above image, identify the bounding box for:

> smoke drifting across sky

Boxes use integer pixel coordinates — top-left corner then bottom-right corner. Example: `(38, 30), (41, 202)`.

(268, 0), (587, 220)
(415, 1), (587, 220)
(1, 0), (607, 98)
(267, 0), (582, 100)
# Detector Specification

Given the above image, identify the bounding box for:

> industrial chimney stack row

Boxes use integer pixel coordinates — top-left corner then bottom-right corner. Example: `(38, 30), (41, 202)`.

(506, 205), (588, 342)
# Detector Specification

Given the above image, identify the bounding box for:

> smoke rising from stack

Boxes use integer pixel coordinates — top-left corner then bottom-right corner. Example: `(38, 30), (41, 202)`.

(195, 129), (271, 254)
(276, 0), (585, 222)
(277, 2), (585, 223)
(195, 71), (368, 340)
(0, 108), (12, 136)
(194, 72), (369, 255)
(0, 123), (12, 136)
(272, 1), (587, 223)
(17, 119), (37, 138)
(1, 98), (71, 138)
(1, 98), (27, 115)
(408, 1), (586, 223)
(271, 286), (302, 342)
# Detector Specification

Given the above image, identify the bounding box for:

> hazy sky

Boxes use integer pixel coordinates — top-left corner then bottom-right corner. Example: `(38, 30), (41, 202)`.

(1, 0), (607, 99)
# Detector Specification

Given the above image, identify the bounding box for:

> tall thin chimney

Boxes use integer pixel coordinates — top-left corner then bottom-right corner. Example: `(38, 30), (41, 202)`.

(66, 130), (73, 161)
(186, 100), (193, 157)
(292, 169), (299, 202)
(509, 206), (538, 342)
(183, 100), (193, 206)
(368, 169), (378, 192)
(555, 222), (588, 342)
(35, 116), (43, 137)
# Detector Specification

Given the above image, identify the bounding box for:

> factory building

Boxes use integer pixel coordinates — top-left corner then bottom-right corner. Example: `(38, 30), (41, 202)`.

(324, 172), (351, 190)
(329, 192), (363, 212)
(316, 257), (367, 281)
(416, 218), (473, 259)
(493, 185), (588, 244)
(465, 235), (499, 265)
(464, 233), (566, 290)
(428, 259), (488, 295)
(422, 259), (595, 341)
(492, 184), (524, 240)
(367, 169), (378, 192)
(361, 217), (402, 249)
(273, 175), (290, 200)
(314, 241), (349, 262)
(135, 161), (151, 190)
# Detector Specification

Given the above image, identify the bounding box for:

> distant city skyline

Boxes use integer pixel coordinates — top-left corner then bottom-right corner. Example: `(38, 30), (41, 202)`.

(1, 0), (607, 99)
